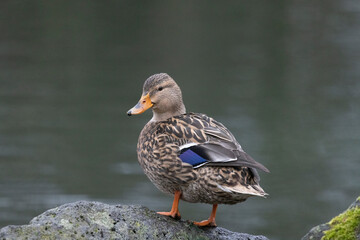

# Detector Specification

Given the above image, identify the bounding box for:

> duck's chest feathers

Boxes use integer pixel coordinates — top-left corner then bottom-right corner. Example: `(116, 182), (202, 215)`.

(136, 120), (198, 193)
(137, 124), (175, 180)
(138, 125), (174, 164)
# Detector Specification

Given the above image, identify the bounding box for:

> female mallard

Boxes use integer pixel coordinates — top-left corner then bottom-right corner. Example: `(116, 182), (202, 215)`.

(127, 73), (269, 227)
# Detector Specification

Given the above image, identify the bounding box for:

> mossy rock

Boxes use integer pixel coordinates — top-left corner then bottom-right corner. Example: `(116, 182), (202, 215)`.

(302, 196), (360, 240)
(0, 201), (269, 240)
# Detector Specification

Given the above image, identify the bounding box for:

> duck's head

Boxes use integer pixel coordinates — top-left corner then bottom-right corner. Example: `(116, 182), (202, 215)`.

(127, 73), (186, 121)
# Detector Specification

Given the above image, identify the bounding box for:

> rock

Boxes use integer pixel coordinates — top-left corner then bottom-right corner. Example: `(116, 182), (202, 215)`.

(302, 196), (360, 240)
(0, 201), (269, 240)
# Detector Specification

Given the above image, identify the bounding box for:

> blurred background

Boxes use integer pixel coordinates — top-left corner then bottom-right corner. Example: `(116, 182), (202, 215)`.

(1, 1), (360, 239)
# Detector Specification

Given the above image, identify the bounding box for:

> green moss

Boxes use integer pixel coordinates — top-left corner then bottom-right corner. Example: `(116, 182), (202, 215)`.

(322, 206), (360, 240)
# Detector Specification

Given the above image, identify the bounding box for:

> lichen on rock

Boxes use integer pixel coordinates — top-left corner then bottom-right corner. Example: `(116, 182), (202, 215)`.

(0, 201), (269, 240)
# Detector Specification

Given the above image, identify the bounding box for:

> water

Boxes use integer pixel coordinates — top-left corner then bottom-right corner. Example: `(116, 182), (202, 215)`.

(1, 1), (360, 239)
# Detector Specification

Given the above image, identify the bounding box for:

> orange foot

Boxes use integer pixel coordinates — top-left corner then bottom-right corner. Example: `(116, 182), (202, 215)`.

(157, 190), (181, 220)
(193, 204), (218, 227)
(193, 219), (217, 227)
(157, 210), (181, 220)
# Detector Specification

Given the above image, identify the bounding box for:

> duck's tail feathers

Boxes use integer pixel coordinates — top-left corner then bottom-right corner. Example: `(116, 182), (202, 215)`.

(224, 184), (269, 198)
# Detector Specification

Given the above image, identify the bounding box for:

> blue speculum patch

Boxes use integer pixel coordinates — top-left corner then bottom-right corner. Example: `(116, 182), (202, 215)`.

(179, 149), (207, 167)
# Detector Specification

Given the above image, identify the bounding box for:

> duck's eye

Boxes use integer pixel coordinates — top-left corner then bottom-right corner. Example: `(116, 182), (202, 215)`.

(158, 87), (164, 91)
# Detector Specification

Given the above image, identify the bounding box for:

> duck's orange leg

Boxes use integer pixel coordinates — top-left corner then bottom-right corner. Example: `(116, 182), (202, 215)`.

(157, 190), (181, 219)
(193, 204), (218, 227)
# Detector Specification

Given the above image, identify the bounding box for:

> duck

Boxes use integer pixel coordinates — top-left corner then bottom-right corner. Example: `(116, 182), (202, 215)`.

(127, 73), (269, 227)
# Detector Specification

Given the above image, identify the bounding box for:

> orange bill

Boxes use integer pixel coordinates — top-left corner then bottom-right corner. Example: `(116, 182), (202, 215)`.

(127, 93), (153, 116)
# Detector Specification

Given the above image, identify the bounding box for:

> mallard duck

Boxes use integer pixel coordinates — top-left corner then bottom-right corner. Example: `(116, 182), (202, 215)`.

(127, 73), (269, 227)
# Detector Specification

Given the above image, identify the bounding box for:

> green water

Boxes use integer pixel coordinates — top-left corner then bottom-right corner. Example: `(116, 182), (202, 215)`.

(1, 1), (360, 239)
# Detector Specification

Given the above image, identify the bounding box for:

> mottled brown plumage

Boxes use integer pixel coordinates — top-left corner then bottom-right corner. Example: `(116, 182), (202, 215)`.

(127, 73), (269, 227)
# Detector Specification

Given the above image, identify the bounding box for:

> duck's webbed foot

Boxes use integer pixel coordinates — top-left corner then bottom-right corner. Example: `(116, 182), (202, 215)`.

(157, 190), (181, 220)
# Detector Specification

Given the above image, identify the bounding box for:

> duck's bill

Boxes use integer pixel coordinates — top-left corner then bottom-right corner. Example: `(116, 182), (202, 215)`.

(127, 93), (153, 116)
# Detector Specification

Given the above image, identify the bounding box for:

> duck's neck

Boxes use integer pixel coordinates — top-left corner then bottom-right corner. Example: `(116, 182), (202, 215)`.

(150, 104), (186, 122)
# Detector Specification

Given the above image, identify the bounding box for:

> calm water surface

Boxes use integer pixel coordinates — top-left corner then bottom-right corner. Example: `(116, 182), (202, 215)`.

(1, 1), (360, 239)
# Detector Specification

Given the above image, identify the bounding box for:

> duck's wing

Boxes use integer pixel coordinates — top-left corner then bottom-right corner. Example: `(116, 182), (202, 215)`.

(179, 142), (269, 173)
(177, 114), (270, 173)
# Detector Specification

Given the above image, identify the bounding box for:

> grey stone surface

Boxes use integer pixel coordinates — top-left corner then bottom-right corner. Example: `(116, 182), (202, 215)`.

(0, 201), (269, 240)
(302, 223), (330, 240)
